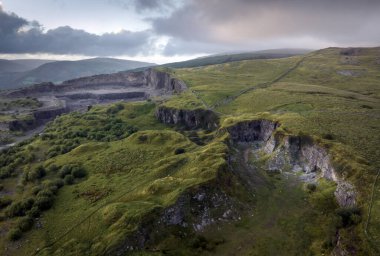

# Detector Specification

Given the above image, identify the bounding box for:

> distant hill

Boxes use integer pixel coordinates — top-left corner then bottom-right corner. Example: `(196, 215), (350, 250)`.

(0, 59), (31, 73)
(0, 59), (54, 73)
(10, 59), (55, 71)
(0, 58), (155, 89)
(162, 49), (312, 69)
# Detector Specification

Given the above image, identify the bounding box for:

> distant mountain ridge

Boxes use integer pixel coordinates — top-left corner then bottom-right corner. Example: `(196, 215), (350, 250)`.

(0, 58), (155, 89)
(161, 48), (312, 69)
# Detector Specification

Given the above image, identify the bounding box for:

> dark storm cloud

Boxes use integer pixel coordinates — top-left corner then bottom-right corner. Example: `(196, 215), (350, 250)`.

(0, 8), (152, 56)
(108, 0), (175, 12)
(152, 0), (380, 55)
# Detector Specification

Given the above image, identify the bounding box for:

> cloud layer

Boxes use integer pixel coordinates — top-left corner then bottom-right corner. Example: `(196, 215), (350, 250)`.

(0, 6), (152, 56)
(152, 0), (380, 55)
(1, 0), (380, 57)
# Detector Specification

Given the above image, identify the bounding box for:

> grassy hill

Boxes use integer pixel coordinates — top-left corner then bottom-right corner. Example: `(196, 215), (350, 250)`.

(0, 60), (32, 74)
(0, 47), (379, 255)
(162, 49), (311, 69)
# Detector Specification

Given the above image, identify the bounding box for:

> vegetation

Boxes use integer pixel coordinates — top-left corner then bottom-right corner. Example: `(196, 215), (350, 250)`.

(0, 47), (379, 255)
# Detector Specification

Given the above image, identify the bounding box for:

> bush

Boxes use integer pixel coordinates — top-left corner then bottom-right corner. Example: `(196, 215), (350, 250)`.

(27, 206), (41, 218)
(138, 135), (148, 143)
(106, 103), (124, 115)
(174, 148), (186, 155)
(6, 198), (34, 217)
(64, 174), (74, 185)
(7, 228), (22, 241)
(51, 178), (64, 188)
(0, 197), (12, 209)
(59, 165), (72, 178)
(34, 196), (54, 211)
(25, 165), (46, 181)
(322, 133), (335, 140)
(17, 216), (33, 232)
(47, 164), (59, 173)
(37, 189), (54, 198)
(31, 185), (43, 195)
(336, 207), (361, 227)
(71, 167), (87, 178)
(306, 183), (317, 192)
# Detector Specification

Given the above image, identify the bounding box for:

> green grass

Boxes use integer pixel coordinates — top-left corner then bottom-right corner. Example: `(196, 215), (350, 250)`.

(1, 47), (379, 255)
(171, 57), (301, 106)
(167, 47), (380, 254)
(161, 91), (205, 110)
(0, 98), (42, 111)
(0, 101), (229, 255)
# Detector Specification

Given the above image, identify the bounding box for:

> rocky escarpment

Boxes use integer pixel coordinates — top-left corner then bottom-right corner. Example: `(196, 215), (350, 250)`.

(156, 106), (219, 130)
(5, 68), (187, 98)
(226, 119), (356, 208)
(58, 91), (146, 100)
(7, 106), (69, 131)
(144, 69), (187, 92)
(110, 182), (242, 254)
(8, 117), (38, 132)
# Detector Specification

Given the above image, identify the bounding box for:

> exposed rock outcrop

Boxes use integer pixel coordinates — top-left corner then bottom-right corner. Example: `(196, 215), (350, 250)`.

(156, 106), (219, 130)
(4, 68), (187, 98)
(8, 118), (38, 132)
(144, 69), (187, 92)
(226, 119), (356, 208)
(112, 182), (242, 254)
(227, 119), (279, 142)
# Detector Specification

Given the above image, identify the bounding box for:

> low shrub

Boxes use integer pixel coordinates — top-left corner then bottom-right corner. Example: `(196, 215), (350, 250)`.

(64, 174), (74, 185)
(6, 198), (34, 217)
(0, 197), (12, 209)
(27, 206), (41, 218)
(7, 228), (22, 241)
(71, 167), (87, 178)
(34, 196), (54, 211)
(306, 183), (317, 192)
(59, 165), (72, 178)
(17, 216), (34, 232)
(174, 148), (186, 155)
(47, 164), (59, 173)
(336, 207), (361, 227)
(24, 165), (46, 182)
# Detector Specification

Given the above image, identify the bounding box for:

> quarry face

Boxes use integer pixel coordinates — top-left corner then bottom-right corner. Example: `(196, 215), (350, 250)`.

(0, 69), (186, 148)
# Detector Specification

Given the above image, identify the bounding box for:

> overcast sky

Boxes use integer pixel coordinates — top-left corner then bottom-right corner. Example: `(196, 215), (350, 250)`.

(0, 0), (379, 64)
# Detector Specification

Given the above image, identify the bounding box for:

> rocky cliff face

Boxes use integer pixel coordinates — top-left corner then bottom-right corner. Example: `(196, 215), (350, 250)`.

(112, 181), (242, 254)
(4, 68), (186, 98)
(144, 69), (187, 93)
(7, 106), (69, 131)
(155, 106), (219, 130)
(226, 119), (356, 208)
(227, 119), (279, 142)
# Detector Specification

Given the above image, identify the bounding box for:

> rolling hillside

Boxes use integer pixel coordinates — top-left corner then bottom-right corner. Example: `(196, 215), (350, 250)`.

(0, 47), (379, 256)
(162, 49), (312, 69)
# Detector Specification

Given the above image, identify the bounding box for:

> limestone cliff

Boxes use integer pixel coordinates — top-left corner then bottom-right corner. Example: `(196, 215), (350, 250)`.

(226, 119), (356, 208)
(155, 106), (219, 130)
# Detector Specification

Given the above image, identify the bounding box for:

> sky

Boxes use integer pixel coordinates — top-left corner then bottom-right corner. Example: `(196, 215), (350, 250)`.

(0, 0), (379, 64)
